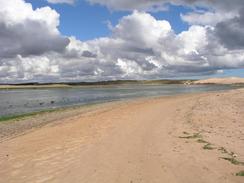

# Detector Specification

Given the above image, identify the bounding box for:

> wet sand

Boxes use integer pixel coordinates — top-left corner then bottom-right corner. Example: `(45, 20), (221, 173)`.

(0, 89), (244, 183)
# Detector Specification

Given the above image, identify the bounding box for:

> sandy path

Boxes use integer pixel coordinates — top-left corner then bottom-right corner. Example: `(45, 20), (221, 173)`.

(0, 89), (244, 183)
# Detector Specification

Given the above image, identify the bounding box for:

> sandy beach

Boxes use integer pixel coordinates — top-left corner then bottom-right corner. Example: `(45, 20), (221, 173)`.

(0, 89), (244, 183)
(194, 77), (244, 85)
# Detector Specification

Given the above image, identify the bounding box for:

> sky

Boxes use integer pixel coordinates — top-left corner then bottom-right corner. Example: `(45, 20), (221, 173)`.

(0, 0), (244, 83)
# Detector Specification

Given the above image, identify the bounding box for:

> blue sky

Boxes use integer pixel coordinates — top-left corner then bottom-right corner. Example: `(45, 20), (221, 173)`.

(214, 69), (244, 78)
(27, 0), (190, 40)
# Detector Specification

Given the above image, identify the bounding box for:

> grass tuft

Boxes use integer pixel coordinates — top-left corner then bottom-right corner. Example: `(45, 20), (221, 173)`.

(236, 171), (244, 176)
(218, 147), (229, 154)
(179, 133), (202, 139)
(203, 143), (215, 150)
(197, 139), (208, 143)
(221, 157), (244, 166)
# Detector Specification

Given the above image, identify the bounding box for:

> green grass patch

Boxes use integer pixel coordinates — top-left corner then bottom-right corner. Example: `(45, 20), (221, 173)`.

(221, 157), (244, 166)
(179, 133), (202, 139)
(0, 109), (58, 123)
(0, 102), (107, 123)
(203, 143), (215, 150)
(236, 171), (244, 176)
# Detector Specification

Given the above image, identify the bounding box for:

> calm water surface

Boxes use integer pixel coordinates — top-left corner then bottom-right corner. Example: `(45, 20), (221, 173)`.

(0, 84), (240, 117)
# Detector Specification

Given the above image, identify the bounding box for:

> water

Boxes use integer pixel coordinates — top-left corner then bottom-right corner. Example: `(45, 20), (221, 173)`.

(0, 84), (240, 117)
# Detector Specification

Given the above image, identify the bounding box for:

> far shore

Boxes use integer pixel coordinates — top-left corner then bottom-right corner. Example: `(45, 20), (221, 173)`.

(0, 79), (193, 89)
(1, 77), (244, 90)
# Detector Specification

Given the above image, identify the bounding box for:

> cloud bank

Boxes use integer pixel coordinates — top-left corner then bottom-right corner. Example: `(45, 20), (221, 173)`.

(0, 0), (244, 83)
(87, 0), (243, 12)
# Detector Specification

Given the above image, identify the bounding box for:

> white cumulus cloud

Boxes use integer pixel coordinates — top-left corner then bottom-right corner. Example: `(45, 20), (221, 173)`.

(47, 0), (75, 4)
(0, 0), (69, 59)
(0, 0), (244, 83)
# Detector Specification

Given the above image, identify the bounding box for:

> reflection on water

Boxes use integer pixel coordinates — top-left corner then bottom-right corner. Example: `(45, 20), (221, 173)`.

(0, 84), (239, 117)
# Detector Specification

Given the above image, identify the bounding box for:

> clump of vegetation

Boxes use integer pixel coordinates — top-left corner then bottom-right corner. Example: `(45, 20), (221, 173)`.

(218, 147), (238, 157)
(221, 157), (244, 166)
(179, 133), (202, 139)
(203, 143), (215, 150)
(229, 151), (236, 157)
(236, 171), (244, 176)
(218, 147), (244, 166)
(197, 139), (208, 143)
(218, 147), (229, 154)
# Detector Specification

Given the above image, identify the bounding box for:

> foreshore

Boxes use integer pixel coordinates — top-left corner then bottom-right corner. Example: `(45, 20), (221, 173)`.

(0, 89), (244, 183)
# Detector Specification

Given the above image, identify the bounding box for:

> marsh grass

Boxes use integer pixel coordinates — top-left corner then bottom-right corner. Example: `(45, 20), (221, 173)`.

(0, 102), (103, 123)
(0, 109), (57, 123)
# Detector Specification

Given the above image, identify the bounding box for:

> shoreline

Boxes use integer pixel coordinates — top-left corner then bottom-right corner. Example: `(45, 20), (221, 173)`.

(1, 84), (241, 122)
(0, 99), (133, 142)
(0, 100), (117, 123)
(0, 88), (243, 141)
(0, 88), (237, 141)
(1, 84), (242, 125)
(1, 88), (244, 182)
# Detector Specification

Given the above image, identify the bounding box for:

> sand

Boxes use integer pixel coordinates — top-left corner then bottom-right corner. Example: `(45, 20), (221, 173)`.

(194, 77), (244, 85)
(0, 89), (244, 183)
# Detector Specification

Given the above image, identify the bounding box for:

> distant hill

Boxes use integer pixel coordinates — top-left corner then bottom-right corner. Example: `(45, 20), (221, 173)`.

(0, 80), (195, 89)
(60, 80), (194, 85)
(194, 77), (244, 85)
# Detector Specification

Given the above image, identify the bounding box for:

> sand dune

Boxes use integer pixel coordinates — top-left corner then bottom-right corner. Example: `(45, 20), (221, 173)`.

(0, 89), (244, 183)
(194, 77), (244, 85)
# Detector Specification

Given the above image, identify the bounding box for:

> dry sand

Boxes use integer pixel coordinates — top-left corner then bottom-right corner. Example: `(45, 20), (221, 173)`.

(0, 89), (244, 183)
(194, 77), (244, 85)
